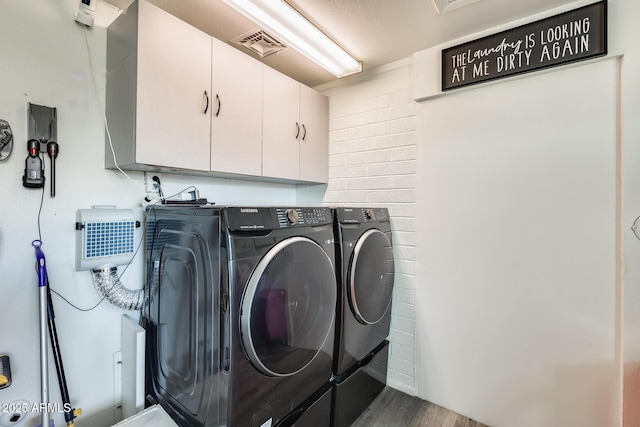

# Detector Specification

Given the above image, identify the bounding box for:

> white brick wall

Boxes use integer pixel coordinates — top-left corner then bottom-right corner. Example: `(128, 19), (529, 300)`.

(320, 60), (417, 395)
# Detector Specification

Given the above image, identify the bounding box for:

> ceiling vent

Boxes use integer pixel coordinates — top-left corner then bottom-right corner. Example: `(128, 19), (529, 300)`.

(432, 0), (481, 14)
(232, 28), (286, 58)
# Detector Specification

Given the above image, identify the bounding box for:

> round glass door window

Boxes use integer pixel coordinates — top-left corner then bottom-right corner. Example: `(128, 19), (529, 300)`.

(348, 229), (395, 325)
(241, 237), (336, 377)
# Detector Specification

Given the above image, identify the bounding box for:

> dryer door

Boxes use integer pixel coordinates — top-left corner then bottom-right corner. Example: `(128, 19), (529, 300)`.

(241, 236), (336, 377)
(348, 229), (395, 325)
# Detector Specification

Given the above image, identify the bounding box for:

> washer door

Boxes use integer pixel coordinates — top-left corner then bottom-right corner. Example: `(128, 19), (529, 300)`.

(241, 236), (336, 377)
(348, 229), (395, 325)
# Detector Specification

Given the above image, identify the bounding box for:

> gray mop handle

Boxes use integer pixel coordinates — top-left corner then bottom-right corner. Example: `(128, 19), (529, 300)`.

(39, 284), (50, 427)
(34, 240), (50, 427)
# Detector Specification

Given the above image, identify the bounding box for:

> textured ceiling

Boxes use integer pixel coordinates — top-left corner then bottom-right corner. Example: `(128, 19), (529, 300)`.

(102, 0), (580, 88)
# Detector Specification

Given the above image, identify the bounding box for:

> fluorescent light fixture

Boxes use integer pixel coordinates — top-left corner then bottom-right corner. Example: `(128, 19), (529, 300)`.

(223, 0), (362, 78)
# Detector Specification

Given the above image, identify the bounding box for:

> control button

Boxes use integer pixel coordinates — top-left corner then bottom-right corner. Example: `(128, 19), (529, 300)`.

(286, 209), (299, 225)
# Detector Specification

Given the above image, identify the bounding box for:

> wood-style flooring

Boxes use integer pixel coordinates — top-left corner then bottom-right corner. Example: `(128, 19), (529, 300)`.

(352, 387), (489, 427)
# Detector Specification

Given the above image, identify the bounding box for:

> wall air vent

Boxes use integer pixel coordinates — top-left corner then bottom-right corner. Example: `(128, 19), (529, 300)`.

(232, 28), (286, 58)
(432, 0), (481, 14)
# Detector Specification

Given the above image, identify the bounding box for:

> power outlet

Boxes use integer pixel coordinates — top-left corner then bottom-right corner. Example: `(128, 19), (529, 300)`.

(74, 0), (96, 27)
(79, 0), (96, 13)
(144, 172), (161, 194)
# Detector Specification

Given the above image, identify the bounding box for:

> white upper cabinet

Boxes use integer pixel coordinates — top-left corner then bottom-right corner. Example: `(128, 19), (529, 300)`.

(106, 0), (328, 183)
(299, 84), (329, 183)
(262, 66), (329, 183)
(106, 0), (211, 172)
(211, 38), (263, 176)
(262, 66), (301, 181)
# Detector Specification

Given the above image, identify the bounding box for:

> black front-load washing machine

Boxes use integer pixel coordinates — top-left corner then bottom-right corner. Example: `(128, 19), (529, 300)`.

(143, 205), (336, 427)
(331, 207), (395, 427)
(221, 207), (336, 427)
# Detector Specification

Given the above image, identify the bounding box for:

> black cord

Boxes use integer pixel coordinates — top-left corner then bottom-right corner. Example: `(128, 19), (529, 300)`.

(36, 260), (110, 312)
(31, 154), (105, 312)
(50, 286), (106, 312)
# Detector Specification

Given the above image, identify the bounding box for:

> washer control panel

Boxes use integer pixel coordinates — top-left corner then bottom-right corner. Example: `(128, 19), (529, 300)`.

(226, 207), (332, 231)
(276, 207), (331, 227)
(336, 207), (389, 224)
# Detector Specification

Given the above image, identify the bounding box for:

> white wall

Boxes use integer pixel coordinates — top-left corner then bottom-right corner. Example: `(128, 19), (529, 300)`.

(416, 58), (619, 427)
(410, 0), (640, 426)
(0, 2), (296, 426)
(311, 60), (418, 394)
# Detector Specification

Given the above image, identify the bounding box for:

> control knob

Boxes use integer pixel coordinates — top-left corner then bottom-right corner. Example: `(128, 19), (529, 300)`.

(364, 209), (375, 220)
(286, 209), (299, 225)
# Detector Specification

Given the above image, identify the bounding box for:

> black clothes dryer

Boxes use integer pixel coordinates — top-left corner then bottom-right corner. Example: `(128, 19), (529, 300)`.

(221, 207), (336, 427)
(331, 207), (395, 427)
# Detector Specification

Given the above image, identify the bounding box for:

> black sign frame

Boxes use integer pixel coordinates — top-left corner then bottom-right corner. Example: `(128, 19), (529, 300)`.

(441, 1), (607, 91)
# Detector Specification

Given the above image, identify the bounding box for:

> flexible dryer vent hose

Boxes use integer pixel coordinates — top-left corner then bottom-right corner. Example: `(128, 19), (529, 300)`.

(91, 267), (146, 311)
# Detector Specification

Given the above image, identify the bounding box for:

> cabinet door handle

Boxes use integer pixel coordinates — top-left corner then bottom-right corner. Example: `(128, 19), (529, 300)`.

(204, 90), (209, 114)
(295, 122), (300, 139)
(216, 94), (221, 117)
(301, 124), (307, 141)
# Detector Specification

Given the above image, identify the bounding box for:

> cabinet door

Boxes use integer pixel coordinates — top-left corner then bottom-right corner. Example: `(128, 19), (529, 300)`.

(262, 66), (300, 180)
(211, 39), (263, 175)
(299, 85), (329, 183)
(136, 0), (211, 171)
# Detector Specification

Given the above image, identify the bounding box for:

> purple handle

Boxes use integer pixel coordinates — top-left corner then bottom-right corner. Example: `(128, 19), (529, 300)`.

(32, 240), (46, 288)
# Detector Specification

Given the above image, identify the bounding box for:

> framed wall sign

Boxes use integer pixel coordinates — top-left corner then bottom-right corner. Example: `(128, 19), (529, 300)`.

(441, 1), (607, 91)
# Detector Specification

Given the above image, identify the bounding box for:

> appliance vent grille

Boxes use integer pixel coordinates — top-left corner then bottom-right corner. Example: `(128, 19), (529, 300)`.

(84, 221), (135, 259)
(232, 28), (286, 58)
(75, 208), (137, 271)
